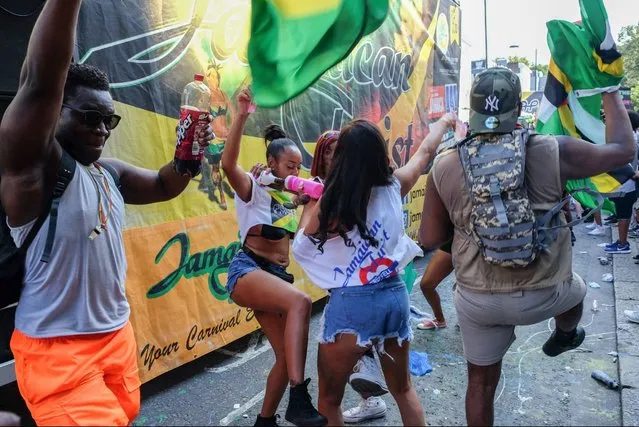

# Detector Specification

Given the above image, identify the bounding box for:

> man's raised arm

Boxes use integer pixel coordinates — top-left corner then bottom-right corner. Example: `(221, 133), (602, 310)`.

(0, 0), (83, 173)
(558, 91), (635, 183)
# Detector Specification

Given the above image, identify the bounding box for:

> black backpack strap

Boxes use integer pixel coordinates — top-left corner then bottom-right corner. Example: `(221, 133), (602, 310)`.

(534, 187), (604, 254)
(96, 161), (121, 193)
(40, 152), (76, 263)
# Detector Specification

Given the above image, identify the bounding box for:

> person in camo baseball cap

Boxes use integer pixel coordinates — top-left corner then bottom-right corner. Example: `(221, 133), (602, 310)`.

(469, 67), (522, 134)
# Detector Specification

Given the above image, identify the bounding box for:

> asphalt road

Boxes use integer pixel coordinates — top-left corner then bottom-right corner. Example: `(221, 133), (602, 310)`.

(0, 222), (624, 426)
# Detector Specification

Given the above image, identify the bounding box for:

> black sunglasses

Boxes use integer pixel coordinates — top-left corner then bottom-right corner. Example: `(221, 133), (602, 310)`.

(62, 104), (121, 130)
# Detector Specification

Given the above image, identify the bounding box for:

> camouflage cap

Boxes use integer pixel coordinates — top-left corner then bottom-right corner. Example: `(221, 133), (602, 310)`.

(469, 67), (521, 134)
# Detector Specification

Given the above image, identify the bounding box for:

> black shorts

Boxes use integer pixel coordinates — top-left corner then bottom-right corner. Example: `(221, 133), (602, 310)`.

(440, 240), (452, 254)
(613, 190), (638, 220)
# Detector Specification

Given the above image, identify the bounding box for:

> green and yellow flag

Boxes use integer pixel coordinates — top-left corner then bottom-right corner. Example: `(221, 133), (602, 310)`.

(536, 0), (627, 212)
(248, 0), (389, 107)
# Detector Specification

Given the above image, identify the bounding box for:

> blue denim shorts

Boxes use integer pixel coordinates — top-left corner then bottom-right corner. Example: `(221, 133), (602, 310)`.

(320, 275), (412, 352)
(226, 250), (292, 296)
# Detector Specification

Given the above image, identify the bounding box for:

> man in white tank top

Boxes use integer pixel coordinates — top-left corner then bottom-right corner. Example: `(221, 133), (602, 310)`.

(0, 2), (214, 425)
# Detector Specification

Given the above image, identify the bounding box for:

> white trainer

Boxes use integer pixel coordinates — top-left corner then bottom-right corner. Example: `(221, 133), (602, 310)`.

(624, 310), (639, 324)
(343, 397), (387, 423)
(349, 353), (388, 396)
(588, 226), (606, 236)
(585, 222), (597, 230)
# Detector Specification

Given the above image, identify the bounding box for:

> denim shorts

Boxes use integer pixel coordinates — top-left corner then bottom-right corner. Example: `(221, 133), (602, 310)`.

(320, 275), (412, 352)
(226, 250), (292, 296)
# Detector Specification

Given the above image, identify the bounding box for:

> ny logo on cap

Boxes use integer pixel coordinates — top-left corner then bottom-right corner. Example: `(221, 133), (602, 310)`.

(485, 95), (500, 112)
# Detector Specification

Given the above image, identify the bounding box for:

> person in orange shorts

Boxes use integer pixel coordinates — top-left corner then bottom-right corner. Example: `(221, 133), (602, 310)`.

(0, 1), (214, 425)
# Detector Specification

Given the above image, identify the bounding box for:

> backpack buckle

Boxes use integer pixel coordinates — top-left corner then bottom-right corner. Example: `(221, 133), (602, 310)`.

(489, 177), (509, 227)
(489, 179), (501, 198)
(53, 180), (66, 195)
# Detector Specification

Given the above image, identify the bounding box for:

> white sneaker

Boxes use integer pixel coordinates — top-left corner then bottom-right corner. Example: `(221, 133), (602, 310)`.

(588, 226), (606, 236)
(624, 310), (639, 323)
(343, 397), (387, 423)
(349, 353), (388, 396)
(585, 222), (597, 230)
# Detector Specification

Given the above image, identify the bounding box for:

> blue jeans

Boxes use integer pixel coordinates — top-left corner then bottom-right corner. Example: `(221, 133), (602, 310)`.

(226, 249), (293, 296)
(320, 275), (412, 352)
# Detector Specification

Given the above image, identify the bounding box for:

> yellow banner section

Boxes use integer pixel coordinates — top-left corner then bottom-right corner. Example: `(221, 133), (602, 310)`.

(403, 175), (428, 241)
(104, 103), (279, 230)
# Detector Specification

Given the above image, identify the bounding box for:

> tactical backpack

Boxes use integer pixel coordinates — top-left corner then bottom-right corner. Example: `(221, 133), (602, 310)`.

(457, 129), (602, 268)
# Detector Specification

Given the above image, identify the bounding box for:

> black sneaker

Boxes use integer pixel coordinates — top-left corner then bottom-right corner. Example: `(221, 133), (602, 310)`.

(604, 216), (618, 225)
(285, 379), (327, 426)
(542, 327), (586, 357)
(570, 229), (576, 246)
(583, 209), (593, 222)
(254, 414), (280, 426)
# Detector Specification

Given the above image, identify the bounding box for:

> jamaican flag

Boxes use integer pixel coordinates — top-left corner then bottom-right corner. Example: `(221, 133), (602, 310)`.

(248, 0), (389, 108)
(536, 0), (628, 212)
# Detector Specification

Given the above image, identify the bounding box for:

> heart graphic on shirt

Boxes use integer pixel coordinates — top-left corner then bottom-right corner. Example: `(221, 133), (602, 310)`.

(359, 257), (397, 285)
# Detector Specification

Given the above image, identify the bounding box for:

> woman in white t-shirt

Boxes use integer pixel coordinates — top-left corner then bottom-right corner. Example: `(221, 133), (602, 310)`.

(221, 89), (325, 427)
(293, 114), (457, 426)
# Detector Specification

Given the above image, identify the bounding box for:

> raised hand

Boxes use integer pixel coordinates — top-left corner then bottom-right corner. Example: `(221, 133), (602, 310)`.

(237, 88), (254, 117)
(250, 163), (269, 179)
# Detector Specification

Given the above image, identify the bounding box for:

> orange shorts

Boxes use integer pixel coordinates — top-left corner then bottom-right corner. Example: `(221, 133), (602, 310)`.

(10, 322), (141, 426)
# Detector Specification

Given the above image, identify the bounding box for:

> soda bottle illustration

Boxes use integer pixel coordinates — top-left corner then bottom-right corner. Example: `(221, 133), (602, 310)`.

(174, 74), (211, 176)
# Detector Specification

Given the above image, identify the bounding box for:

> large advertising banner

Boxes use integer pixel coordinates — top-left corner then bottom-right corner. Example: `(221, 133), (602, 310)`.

(75, 0), (461, 383)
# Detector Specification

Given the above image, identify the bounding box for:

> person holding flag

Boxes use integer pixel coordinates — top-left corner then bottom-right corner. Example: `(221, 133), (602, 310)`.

(536, 0), (634, 217)
(420, 0), (636, 424)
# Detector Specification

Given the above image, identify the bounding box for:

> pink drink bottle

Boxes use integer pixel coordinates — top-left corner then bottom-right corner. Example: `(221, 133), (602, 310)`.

(284, 176), (324, 199)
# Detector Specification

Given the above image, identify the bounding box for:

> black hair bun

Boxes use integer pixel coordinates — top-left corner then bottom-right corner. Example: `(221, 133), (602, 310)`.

(264, 124), (287, 143)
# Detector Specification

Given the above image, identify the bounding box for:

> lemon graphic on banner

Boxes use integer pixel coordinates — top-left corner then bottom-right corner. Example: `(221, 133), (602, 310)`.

(436, 12), (449, 54)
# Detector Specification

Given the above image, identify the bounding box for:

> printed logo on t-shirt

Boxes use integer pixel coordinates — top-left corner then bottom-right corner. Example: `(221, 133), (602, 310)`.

(359, 257), (399, 285)
(333, 220), (398, 287)
(268, 189), (298, 233)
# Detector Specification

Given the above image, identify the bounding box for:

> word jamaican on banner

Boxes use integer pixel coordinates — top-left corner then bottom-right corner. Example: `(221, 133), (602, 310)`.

(148, 232), (241, 301)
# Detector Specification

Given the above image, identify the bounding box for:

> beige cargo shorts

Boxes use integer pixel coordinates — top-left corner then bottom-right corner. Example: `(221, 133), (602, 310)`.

(454, 272), (587, 366)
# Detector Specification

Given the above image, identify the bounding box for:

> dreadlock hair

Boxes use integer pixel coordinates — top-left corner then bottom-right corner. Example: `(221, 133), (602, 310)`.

(263, 124), (297, 163)
(63, 63), (110, 102)
(312, 119), (393, 253)
(310, 130), (339, 180)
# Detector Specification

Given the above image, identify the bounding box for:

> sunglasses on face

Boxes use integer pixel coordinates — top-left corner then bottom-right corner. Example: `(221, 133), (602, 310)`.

(62, 104), (121, 130)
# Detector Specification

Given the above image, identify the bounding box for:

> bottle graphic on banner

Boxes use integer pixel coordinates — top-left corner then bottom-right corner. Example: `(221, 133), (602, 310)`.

(175, 74), (211, 176)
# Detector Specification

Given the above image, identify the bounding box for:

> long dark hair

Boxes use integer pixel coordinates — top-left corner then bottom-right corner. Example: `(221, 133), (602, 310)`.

(313, 119), (393, 252)
(263, 124), (297, 163)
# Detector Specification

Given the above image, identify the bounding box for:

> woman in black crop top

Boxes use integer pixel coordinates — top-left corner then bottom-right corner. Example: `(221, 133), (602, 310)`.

(221, 90), (325, 427)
